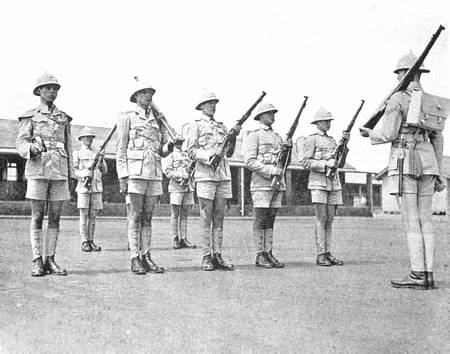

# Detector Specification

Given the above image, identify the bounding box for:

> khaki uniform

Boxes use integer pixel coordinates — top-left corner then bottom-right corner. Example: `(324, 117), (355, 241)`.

(162, 147), (194, 195)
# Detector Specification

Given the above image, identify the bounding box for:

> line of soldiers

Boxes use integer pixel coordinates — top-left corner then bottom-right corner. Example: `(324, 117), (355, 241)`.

(16, 50), (446, 290)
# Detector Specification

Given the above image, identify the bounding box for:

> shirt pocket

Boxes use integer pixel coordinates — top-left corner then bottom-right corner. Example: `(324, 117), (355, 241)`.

(127, 150), (144, 175)
(31, 115), (53, 138)
(198, 127), (215, 147)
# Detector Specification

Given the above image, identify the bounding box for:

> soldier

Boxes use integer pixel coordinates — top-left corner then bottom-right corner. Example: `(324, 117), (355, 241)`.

(116, 80), (179, 275)
(162, 140), (196, 249)
(360, 52), (445, 289)
(183, 91), (239, 271)
(301, 108), (347, 267)
(73, 127), (108, 252)
(16, 73), (73, 276)
(244, 103), (285, 268)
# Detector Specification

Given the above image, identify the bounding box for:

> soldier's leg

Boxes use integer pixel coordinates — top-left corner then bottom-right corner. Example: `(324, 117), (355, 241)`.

(418, 194), (435, 288)
(198, 197), (214, 270)
(314, 203), (331, 266)
(30, 200), (46, 276)
(79, 208), (92, 252)
(170, 204), (181, 249)
(253, 208), (271, 267)
(325, 205), (343, 265)
(212, 197), (233, 270)
(179, 203), (196, 248)
(88, 208), (101, 252)
(265, 208), (284, 268)
(128, 193), (146, 274)
(44, 200), (67, 275)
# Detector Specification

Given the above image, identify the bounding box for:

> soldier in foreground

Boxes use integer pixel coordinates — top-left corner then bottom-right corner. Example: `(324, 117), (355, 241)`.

(360, 52), (446, 289)
(73, 127), (108, 252)
(301, 108), (347, 267)
(162, 139), (196, 249)
(183, 92), (238, 271)
(16, 73), (73, 276)
(116, 80), (178, 275)
(244, 103), (285, 268)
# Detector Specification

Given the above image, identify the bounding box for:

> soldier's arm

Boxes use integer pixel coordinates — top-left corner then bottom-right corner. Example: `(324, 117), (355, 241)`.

(16, 117), (35, 159)
(184, 123), (214, 163)
(430, 129), (444, 173)
(159, 123), (173, 158)
(100, 157), (108, 175)
(369, 93), (403, 145)
(300, 135), (326, 172)
(162, 153), (179, 179)
(65, 121), (75, 179)
(72, 150), (85, 179)
(243, 132), (274, 179)
(116, 114), (130, 179)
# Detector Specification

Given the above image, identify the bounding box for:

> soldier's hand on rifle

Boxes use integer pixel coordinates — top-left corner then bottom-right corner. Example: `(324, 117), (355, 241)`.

(30, 143), (42, 157)
(342, 131), (351, 139)
(325, 159), (336, 168)
(213, 145), (224, 157)
(85, 170), (94, 179)
(283, 139), (293, 148)
(180, 171), (189, 180)
(271, 166), (283, 176)
(173, 135), (184, 146)
(119, 177), (128, 194)
(231, 125), (241, 136)
(435, 175), (447, 192)
(359, 127), (370, 138)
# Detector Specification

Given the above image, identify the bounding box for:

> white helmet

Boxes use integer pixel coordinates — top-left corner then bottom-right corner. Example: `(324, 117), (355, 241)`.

(195, 92), (219, 110)
(33, 73), (60, 96)
(394, 51), (429, 74)
(130, 76), (156, 103)
(311, 107), (333, 124)
(253, 103), (278, 120)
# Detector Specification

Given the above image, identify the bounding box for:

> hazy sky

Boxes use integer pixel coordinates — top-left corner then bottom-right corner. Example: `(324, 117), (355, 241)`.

(1, 0), (448, 172)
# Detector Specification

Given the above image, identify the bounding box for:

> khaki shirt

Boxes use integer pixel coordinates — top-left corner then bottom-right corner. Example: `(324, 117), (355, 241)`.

(301, 130), (342, 191)
(116, 104), (170, 181)
(73, 145), (108, 193)
(183, 114), (231, 182)
(16, 103), (74, 180)
(244, 124), (285, 191)
(162, 147), (194, 193)
(369, 82), (443, 177)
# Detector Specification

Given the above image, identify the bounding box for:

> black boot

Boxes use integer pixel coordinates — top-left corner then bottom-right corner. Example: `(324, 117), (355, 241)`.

(425, 271), (436, 289)
(212, 252), (234, 271)
(131, 256), (146, 275)
(44, 256), (67, 276)
(201, 255), (215, 271)
(265, 250), (285, 268)
(141, 253), (165, 274)
(316, 253), (332, 267)
(326, 252), (343, 266)
(180, 238), (196, 249)
(89, 241), (101, 252)
(31, 257), (45, 277)
(81, 241), (92, 252)
(173, 237), (181, 249)
(255, 252), (273, 268)
(391, 271), (427, 289)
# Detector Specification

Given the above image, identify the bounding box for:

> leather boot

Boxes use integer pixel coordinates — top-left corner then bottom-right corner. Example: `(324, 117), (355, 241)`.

(81, 241), (92, 252)
(31, 257), (45, 277)
(266, 250), (285, 268)
(201, 254), (215, 271)
(180, 238), (196, 249)
(255, 252), (273, 268)
(316, 253), (332, 267)
(89, 241), (101, 252)
(131, 256), (146, 275)
(141, 253), (165, 274)
(425, 272), (436, 289)
(44, 256), (67, 276)
(391, 271), (427, 289)
(326, 252), (343, 266)
(212, 252), (234, 271)
(173, 237), (181, 249)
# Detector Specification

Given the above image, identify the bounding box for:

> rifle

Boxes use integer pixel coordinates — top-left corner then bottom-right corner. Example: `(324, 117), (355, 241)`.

(149, 101), (182, 144)
(398, 134), (406, 197)
(271, 96), (309, 191)
(326, 100), (365, 180)
(362, 25), (445, 129)
(179, 160), (196, 187)
(207, 91), (267, 171)
(83, 125), (116, 189)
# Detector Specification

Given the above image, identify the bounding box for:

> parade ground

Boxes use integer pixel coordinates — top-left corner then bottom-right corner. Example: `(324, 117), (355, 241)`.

(0, 215), (449, 353)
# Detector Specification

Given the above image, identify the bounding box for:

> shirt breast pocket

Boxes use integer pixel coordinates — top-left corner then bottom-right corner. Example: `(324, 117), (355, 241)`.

(31, 115), (53, 138)
(127, 150), (144, 175)
(198, 127), (214, 147)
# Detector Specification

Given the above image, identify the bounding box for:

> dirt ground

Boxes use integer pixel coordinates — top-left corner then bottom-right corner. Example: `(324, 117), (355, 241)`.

(0, 215), (449, 353)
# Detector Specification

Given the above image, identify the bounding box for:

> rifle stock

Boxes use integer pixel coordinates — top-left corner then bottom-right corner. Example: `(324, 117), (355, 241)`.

(362, 25), (445, 129)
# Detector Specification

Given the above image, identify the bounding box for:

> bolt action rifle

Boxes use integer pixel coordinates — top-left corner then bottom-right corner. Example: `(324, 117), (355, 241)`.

(326, 100), (365, 180)
(362, 25), (445, 129)
(149, 101), (183, 146)
(271, 96), (309, 191)
(207, 91), (267, 171)
(179, 160), (196, 187)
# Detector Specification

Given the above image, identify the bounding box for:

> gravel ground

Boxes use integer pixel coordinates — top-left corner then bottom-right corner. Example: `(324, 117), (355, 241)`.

(0, 215), (449, 353)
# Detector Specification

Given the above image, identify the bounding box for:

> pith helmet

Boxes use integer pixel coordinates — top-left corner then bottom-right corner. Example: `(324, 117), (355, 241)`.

(78, 127), (96, 140)
(33, 73), (60, 96)
(195, 92), (219, 110)
(311, 107), (333, 124)
(254, 103), (278, 120)
(394, 51), (430, 74)
(130, 77), (156, 103)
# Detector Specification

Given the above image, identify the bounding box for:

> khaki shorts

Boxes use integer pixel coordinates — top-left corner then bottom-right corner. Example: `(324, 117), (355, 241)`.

(26, 179), (70, 201)
(311, 189), (343, 205)
(128, 179), (163, 196)
(196, 181), (232, 200)
(251, 190), (283, 208)
(170, 191), (194, 206)
(77, 192), (103, 210)
(388, 174), (435, 196)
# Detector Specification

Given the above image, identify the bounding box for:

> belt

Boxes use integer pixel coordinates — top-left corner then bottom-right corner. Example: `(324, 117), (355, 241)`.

(43, 140), (65, 149)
